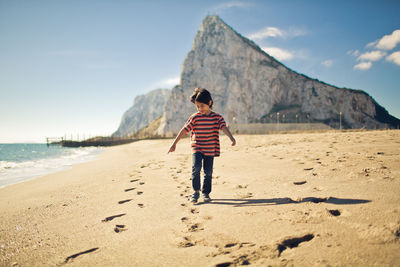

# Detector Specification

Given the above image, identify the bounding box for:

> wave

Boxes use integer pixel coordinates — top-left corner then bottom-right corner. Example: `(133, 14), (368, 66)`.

(0, 147), (103, 188)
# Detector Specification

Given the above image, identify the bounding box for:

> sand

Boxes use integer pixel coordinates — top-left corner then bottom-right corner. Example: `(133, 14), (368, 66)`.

(0, 130), (399, 266)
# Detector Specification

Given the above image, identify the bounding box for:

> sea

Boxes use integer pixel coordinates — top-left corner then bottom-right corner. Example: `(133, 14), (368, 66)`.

(0, 143), (103, 188)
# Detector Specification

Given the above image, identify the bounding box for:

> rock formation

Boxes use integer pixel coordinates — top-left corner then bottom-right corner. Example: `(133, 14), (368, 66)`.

(113, 89), (170, 137)
(156, 15), (399, 136)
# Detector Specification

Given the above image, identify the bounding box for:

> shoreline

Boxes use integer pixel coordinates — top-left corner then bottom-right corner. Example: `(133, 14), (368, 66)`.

(0, 145), (103, 189)
(1, 130), (399, 266)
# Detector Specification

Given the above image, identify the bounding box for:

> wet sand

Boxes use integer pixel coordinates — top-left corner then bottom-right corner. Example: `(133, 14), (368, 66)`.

(0, 130), (399, 266)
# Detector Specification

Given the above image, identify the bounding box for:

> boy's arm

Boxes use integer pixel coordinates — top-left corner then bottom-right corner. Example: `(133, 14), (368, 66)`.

(222, 126), (236, 146)
(168, 128), (188, 153)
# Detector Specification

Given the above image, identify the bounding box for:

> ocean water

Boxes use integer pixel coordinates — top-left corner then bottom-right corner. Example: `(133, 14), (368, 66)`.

(0, 144), (103, 188)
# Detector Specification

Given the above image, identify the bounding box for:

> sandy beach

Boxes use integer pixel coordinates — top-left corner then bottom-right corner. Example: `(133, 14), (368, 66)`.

(1, 130), (399, 266)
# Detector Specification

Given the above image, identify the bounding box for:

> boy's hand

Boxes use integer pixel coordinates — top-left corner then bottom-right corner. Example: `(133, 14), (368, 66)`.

(168, 144), (176, 154)
(222, 127), (236, 146)
(231, 138), (236, 146)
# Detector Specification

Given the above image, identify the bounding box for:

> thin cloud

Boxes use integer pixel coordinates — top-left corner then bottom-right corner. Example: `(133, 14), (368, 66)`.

(366, 40), (378, 48)
(154, 76), (180, 88)
(321, 60), (333, 68)
(247, 26), (307, 41)
(358, 50), (387, 62)
(354, 61), (372, 71)
(248, 27), (283, 41)
(262, 47), (293, 61)
(287, 26), (309, 38)
(375, 29), (400, 50)
(386, 51), (400, 66)
(347, 49), (360, 57)
(213, 1), (249, 11)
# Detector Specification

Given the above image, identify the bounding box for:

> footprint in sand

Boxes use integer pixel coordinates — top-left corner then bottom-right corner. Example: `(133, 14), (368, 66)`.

(190, 208), (199, 214)
(137, 191), (143, 195)
(139, 182), (145, 185)
(102, 213), (126, 222)
(124, 187), (136, 192)
(177, 236), (195, 248)
(293, 181), (307, 185)
(137, 203), (144, 208)
(118, 199), (133, 204)
(114, 224), (127, 233)
(130, 179), (140, 183)
(209, 242), (256, 264)
(328, 209), (341, 216)
(188, 223), (204, 232)
(277, 234), (314, 257)
(64, 248), (99, 263)
(214, 261), (234, 267)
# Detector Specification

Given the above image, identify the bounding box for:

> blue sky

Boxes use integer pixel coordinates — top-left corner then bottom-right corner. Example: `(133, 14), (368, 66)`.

(0, 0), (399, 143)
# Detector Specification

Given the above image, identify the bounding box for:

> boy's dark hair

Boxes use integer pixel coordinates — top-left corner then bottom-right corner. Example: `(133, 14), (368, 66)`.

(190, 87), (213, 108)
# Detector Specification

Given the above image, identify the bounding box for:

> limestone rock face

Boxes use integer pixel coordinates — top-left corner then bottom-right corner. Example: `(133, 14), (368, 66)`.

(113, 89), (170, 137)
(157, 16), (399, 136)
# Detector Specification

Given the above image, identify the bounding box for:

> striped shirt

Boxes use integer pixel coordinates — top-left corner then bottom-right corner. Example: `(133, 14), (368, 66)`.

(183, 111), (227, 157)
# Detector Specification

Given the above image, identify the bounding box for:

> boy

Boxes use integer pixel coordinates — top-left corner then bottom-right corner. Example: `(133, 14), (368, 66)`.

(168, 87), (236, 203)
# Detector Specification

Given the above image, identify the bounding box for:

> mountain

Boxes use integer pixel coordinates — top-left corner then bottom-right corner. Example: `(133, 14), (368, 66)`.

(112, 89), (170, 137)
(155, 15), (399, 136)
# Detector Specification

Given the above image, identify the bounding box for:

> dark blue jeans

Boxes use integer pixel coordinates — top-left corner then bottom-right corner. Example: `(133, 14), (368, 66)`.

(191, 152), (214, 194)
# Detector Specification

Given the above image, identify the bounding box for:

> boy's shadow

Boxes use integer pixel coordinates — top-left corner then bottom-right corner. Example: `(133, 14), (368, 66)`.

(200, 197), (371, 207)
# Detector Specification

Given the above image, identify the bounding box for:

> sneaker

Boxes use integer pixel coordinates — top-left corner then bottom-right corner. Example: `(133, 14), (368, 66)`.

(203, 193), (211, 202)
(190, 192), (200, 203)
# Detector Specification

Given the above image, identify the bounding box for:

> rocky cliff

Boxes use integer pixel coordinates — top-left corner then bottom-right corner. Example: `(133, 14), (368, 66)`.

(156, 16), (399, 136)
(113, 89), (170, 137)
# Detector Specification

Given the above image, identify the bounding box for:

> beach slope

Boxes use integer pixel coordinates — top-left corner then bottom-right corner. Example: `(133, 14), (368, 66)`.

(1, 130), (399, 266)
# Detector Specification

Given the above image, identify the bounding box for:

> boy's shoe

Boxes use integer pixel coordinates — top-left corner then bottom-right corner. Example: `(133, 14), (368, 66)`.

(203, 193), (211, 203)
(190, 192), (200, 203)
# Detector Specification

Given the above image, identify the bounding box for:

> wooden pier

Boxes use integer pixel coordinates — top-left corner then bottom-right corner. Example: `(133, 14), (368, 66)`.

(46, 137), (64, 146)
(46, 136), (138, 147)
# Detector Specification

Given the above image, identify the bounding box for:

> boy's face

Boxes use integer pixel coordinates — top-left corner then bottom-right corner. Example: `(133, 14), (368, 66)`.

(195, 101), (211, 115)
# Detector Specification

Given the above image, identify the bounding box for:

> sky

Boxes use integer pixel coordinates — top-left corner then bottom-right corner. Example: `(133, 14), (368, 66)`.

(0, 0), (399, 143)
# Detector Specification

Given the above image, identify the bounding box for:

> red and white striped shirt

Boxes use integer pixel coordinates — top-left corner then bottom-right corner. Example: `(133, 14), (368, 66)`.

(183, 111), (227, 157)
